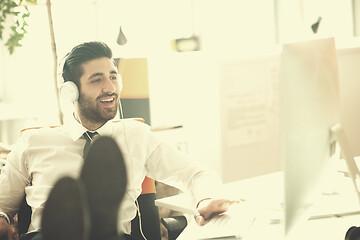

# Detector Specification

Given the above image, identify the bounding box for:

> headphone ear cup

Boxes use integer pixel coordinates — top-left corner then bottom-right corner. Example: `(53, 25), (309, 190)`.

(60, 81), (79, 103)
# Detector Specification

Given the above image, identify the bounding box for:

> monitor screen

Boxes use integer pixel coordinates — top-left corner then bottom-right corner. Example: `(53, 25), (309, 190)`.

(280, 37), (341, 237)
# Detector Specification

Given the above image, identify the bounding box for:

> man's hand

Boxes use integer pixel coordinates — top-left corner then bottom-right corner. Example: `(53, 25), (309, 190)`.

(194, 198), (241, 226)
(0, 217), (14, 240)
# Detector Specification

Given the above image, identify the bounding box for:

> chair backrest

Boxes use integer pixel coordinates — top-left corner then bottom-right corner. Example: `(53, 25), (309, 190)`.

(131, 177), (161, 240)
(18, 199), (32, 235)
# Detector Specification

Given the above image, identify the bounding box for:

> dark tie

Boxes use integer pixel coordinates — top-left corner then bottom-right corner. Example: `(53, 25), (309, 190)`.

(83, 131), (99, 158)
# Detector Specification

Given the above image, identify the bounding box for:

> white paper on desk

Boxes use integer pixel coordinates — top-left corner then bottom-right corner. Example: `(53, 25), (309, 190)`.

(191, 202), (258, 240)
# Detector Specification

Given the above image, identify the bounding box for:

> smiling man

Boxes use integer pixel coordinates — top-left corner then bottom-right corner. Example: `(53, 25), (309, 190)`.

(76, 58), (120, 130)
(0, 42), (236, 240)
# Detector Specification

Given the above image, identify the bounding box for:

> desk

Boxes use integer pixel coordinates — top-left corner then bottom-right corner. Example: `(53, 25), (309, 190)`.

(155, 171), (360, 240)
(155, 172), (284, 213)
(178, 213), (360, 240)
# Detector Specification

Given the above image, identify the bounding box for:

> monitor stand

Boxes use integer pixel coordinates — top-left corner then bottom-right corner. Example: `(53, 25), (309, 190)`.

(331, 123), (360, 204)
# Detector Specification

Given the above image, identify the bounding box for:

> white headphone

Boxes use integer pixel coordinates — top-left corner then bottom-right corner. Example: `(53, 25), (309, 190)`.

(59, 74), (123, 103)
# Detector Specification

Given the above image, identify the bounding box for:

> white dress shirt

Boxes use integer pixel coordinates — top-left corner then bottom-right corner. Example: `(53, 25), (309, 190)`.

(0, 115), (221, 234)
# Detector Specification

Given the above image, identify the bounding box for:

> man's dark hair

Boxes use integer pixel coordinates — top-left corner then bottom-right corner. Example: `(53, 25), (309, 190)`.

(62, 41), (113, 89)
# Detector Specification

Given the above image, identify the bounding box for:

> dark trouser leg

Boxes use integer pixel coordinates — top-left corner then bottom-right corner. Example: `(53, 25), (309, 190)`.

(80, 136), (128, 240)
(41, 177), (89, 240)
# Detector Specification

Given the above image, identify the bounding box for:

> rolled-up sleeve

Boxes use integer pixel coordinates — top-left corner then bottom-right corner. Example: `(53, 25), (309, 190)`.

(145, 132), (222, 203)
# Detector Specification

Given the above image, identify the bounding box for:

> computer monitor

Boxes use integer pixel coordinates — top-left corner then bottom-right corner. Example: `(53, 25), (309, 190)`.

(280, 37), (343, 238)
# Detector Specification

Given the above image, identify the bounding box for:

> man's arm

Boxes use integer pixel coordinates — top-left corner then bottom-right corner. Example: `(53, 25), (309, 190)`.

(145, 141), (222, 199)
(0, 139), (30, 229)
(145, 132), (240, 225)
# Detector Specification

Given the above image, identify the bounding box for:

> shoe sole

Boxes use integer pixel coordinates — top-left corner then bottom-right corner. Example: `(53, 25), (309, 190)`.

(42, 177), (89, 240)
(80, 136), (127, 240)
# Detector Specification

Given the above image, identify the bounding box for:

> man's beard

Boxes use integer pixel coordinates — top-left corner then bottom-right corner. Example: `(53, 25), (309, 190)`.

(78, 93), (118, 124)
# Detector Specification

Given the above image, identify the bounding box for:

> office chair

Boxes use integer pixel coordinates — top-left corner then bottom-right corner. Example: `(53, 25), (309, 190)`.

(131, 177), (161, 240)
(161, 215), (187, 240)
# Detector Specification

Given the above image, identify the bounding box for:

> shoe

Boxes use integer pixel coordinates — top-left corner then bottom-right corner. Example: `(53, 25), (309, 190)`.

(345, 226), (360, 240)
(80, 136), (127, 240)
(41, 177), (90, 240)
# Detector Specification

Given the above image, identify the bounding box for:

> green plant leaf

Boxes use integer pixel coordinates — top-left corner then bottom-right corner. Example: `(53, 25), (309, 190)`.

(10, 1), (17, 8)
(1, 0), (33, 54)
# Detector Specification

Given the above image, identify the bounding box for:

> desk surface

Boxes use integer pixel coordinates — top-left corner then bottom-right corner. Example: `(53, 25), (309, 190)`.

(155, 172), (284, 214)
(177, 213), (360, 240)
(155, 171), (360, 240)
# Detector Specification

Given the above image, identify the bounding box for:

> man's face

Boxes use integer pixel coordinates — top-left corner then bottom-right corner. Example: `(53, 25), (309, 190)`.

(77, 57), (121, 125)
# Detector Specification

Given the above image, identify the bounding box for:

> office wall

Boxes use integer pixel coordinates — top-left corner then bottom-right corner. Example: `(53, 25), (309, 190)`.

(147, 52), (222, 175)
(355, 0), (360, 36)
(146, 45), (360, 184)
(218, 53), (282, 182)
(147, 51), (282, 183)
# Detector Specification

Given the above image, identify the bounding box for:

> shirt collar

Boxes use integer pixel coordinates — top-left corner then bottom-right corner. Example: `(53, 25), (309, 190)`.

(65, 113), (114, 141)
